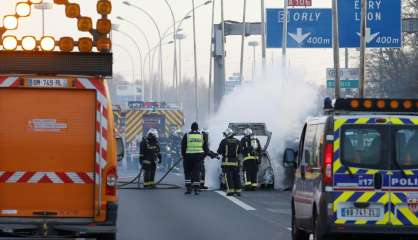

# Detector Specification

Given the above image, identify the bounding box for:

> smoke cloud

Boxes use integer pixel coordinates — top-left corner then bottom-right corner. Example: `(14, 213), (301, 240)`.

(205, 63), (321, 189)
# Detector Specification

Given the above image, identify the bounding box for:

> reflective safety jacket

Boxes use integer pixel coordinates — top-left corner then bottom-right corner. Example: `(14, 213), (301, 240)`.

(181, 130), (210, 157)
(139, 137), (161, 164)
(240, 136), (262, 161)
(217, 136), (241, 167)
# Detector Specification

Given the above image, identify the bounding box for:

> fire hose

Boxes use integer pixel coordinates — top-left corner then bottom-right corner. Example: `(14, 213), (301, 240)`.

(118, 158), (183, 190)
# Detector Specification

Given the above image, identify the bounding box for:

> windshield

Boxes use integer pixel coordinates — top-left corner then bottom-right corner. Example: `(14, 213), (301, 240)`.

(395, 127), (418, 169)
(341, 125), (388, 169)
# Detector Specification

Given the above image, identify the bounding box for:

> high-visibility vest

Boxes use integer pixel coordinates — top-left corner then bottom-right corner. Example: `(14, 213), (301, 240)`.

(186, 133), (204, 154)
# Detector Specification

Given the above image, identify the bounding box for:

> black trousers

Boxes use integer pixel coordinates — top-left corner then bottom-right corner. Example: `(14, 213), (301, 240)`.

(223, 166), (241, 193)
(243, 160), (258, 187)
(143, 162), (156, 186)
(200, 161), (206, 186)
(183, 154), (204, 189)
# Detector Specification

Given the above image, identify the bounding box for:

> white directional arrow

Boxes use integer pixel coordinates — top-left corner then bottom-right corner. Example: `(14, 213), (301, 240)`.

(288, 28), (311, 44)
(356, 28), (380, 44)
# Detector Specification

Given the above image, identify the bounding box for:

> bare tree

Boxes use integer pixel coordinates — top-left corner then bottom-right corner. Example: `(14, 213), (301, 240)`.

(366, 1), (418, 98)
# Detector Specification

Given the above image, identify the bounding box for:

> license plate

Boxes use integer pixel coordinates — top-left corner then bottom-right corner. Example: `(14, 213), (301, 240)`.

(29, 79), (68, 88)
(341, 207), (381, 218)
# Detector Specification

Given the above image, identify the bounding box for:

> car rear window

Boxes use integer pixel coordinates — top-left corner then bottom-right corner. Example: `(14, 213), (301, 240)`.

(395, 127), (418, 169)
(341, 125), (388, 169)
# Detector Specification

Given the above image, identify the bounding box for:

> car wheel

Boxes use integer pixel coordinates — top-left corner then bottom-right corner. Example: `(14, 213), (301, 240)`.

(292, 205), (309, 240)
(313, 210), (333, 240)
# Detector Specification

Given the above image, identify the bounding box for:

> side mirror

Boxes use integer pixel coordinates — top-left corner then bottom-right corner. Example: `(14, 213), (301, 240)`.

(283, 148), (297, 169)
(116, 137), (125, 162)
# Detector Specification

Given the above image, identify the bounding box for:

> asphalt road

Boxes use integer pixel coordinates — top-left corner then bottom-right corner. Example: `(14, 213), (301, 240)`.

(116, 171), (292, 240)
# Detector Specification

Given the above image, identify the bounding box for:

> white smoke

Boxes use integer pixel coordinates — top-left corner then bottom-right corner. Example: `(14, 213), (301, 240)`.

(205, 62), (321, 189)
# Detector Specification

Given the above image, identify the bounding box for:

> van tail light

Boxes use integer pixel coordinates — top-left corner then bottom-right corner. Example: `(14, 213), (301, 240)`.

(106, 166), (117, 196)
(323, 143), (333, 185)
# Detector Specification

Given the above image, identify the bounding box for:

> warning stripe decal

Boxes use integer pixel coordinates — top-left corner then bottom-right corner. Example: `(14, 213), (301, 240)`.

(124, 110), (185, 143)
(0, 171), (94, 184)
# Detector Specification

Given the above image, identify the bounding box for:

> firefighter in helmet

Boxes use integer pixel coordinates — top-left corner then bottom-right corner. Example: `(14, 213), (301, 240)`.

(140, 128), (162, 189)
(181, 122), (210, 195)
(240, 128), (262, 191)
(218, 128), (242, 196)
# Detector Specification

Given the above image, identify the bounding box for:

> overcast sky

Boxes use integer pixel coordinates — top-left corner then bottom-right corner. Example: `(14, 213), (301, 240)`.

(0, 0), (344, 87)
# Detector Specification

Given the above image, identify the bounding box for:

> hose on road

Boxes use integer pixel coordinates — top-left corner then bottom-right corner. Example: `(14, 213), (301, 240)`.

(118, 159), (183, 190)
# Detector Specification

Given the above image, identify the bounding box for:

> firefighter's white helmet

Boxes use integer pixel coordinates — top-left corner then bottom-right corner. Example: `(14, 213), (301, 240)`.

(147, 128), (159, 139)
(223, 128), (234, 138)
(244, 128), (253, 136)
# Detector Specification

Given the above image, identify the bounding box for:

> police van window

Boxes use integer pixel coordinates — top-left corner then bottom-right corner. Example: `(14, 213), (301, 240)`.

(302, 125), (317, 166)
(395, 128), (418, 169)
(341, 126), (387, 169)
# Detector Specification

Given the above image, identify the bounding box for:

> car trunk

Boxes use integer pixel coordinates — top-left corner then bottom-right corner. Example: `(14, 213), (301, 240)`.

(0, 88), (96, 218)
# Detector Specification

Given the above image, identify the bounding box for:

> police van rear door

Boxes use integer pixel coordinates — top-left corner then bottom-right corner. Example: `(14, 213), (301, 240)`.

(333, 117), (391, 226)
(390, 117), (418, 226)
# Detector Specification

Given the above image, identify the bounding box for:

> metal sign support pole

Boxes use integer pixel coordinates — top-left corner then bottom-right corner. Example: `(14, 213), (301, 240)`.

(282, 0), (288, 65)
(359, 0), (367, 98)
(332, 0), (341, 99)
(261, 0), (266, 69)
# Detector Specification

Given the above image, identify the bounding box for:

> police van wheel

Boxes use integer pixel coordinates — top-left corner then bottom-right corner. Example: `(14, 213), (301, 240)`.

(313, 210), (332, 240)
(292, 204), (309, 240)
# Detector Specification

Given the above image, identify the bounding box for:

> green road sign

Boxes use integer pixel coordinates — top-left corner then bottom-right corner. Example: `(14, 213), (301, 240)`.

(327, 80), (359, 89)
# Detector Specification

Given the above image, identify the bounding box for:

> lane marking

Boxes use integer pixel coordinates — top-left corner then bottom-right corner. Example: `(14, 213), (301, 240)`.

(215, 191), (256, 211)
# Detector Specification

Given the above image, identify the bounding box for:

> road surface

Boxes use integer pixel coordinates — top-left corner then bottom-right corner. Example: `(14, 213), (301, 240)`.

(117, 171), (292, 240)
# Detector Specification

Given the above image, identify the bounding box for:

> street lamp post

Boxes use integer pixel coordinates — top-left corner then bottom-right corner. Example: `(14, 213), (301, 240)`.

(164, 0), (178, 99)
(175, 33), (186, 102)
(114, 43), (136, 83)
(112, 26), (144, 101)
(248, 41), (259, 81)
(192, 0), (199, 122)
(239, 0), (247, 84)
(34, 2), (53, 37)
(123, 1), (164, 102)
(208, 0), (216, 116)
(116, 16), (152, 89)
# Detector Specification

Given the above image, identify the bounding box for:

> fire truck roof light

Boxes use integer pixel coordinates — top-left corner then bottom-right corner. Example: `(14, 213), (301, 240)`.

(3, 15), (18, 30)
(16, 2), (31, 17)
(59, 37), (75, 52)
(2, 36), (18, 51)
(40, 36), (56, 51)
(22, 36), (37, 51)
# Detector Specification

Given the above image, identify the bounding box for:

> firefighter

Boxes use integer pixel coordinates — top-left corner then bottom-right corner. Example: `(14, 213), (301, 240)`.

(200, 129), (219, 190)
(218, 128), (242, 196)
(140, 128), (162, 189)
(240, 128), (262, 191)
(181, 122), (209, 195)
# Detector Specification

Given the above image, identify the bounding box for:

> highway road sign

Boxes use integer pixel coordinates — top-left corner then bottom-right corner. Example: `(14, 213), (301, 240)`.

(326, 68), (360, 89)
(267, 8), (332, 48)
(327, 80), (359, 89)
(288, 0), (312, 7)
(338, 0), (402, 48)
